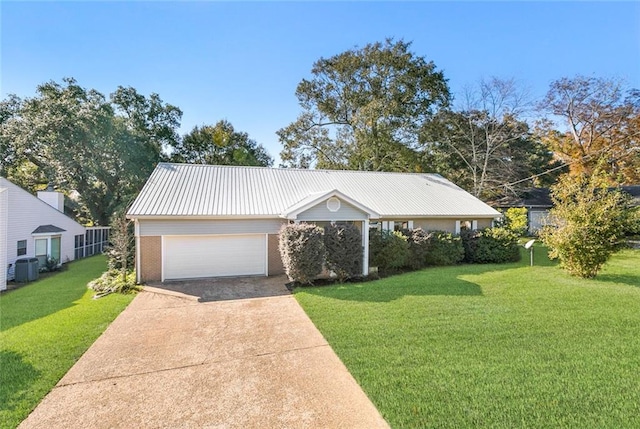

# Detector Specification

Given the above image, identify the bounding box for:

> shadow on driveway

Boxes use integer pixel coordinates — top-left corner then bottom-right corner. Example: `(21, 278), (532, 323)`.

(144, 275), (291, 302)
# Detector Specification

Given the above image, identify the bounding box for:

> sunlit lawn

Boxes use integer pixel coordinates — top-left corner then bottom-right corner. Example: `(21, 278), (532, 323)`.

(0, 256), (134, 429)
(295, 246), (640, 428)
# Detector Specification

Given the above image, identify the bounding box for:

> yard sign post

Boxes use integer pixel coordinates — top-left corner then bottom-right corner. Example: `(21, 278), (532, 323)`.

(524, 239), (536, 267)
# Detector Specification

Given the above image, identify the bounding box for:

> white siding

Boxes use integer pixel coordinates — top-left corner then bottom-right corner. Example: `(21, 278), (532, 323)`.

(139, 219), (285, 237)
(0, 188), (7, 290)
(296, 199), (368, 221)
(1, 179), (86, 273)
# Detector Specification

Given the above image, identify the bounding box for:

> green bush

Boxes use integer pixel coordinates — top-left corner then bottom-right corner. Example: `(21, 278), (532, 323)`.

(540, 171), (634, 278)
(279, 223), (326, 284)
(88, 269), (140, 298)
(503, 207), (529, 236)
(462, 227), (521, 264)
(403, 228), (430, 269)
(324, 223), (363, 281)
(424, 231), (464, 266)
(369, 229), (409, 271)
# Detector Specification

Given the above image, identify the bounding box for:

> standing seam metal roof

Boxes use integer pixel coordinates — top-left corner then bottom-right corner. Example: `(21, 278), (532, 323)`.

(127, 163), (500, 218)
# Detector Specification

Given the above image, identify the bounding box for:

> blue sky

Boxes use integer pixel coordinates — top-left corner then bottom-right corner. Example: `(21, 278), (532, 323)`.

(2, 1), (639, 164)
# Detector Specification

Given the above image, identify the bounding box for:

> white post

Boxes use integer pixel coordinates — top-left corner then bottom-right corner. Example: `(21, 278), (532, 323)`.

(455, 220), (461, 235)
(362, 219), (369, 276)
(388, 221), (395, 231)
(472, 220), (478, 231)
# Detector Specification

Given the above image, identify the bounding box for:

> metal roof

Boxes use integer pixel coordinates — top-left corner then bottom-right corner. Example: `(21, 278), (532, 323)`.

(127, 163), (501, 218)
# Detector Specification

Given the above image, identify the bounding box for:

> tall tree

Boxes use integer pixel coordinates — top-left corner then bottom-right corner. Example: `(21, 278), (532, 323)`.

(0, 78), (182, 225)
(171, 120), (273, 166)
(421, 78), (560, 198)
(278, 39), (450, 170)
(539, 76), (640, 183)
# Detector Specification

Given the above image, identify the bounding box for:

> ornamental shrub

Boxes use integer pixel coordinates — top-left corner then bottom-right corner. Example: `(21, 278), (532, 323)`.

(540, 170), (634, 278)
(424, 231), (464, 266)
(278, 223), (326, 284)
(324, 223), (363, 281)
(462, 227), (521, 264)
(369, 229), (409, 271)
(503, 207), (529, 237)
(403, 228), (430, 269)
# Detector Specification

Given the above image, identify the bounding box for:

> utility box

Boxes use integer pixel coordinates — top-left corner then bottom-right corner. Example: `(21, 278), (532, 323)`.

(15, 258), (39, 282)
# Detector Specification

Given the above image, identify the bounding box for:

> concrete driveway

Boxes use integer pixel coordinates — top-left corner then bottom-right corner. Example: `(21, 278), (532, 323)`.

(19, 276), (388, 428)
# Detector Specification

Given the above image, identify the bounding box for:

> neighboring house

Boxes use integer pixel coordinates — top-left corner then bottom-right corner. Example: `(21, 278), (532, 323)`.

(127, 163), (501, 283)
(0, 178), (110, 291)
(494, 186), (640, 235)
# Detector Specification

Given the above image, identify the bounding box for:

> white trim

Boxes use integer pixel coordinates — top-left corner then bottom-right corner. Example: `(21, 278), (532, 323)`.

(135, 220), (141, 284)
(265, 233), (269, 277)
(362, 219), (369, 276)
(281, 189), (380, 220)
(161, 235), (165, 282)
(326, 197), (341, 212)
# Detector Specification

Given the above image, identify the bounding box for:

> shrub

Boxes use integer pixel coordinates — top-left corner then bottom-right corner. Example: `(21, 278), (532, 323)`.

(369, 229), (409, 271)
(540, 170), (634, 278)
(403, 228), (430, 270)
(279, 223), (326, 284)
(324, 223), (363, 281)
(42, 257), (60, 273)
(88, 269), (140, 298)
(503, 207), (529, 236)
(462, 227), (521, 264)
(424, 231), (464, 266)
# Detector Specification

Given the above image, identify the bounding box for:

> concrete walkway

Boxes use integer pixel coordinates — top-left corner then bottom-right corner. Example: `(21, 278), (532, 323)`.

(19, 278), (388, 428)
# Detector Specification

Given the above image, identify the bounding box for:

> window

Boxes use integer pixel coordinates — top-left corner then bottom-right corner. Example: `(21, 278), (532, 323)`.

(17, 240), (27, 256)
(35, 238), (48, 267)
(74, 234), (85, 259)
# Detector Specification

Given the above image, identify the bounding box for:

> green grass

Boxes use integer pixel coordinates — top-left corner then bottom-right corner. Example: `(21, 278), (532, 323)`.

(295, 246), (640, 428)
(0, 256), (134, 429)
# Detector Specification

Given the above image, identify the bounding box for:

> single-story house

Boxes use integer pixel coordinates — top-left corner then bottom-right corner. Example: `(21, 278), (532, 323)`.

(0, 178), (110, 291)
(494, 186), (640, 235)
(127, 163), (501, 283)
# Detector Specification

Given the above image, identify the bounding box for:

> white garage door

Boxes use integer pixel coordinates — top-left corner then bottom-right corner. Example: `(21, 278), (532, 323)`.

(163, 234), (266, 280)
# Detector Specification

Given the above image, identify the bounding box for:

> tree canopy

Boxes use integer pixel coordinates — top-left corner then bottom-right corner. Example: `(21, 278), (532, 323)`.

(278, 39), (450, 170)
(171, 120), (273, 167)
(420, 78), (561, 199)
(538, 76), (640, 184)
(0, 78), (183, 225)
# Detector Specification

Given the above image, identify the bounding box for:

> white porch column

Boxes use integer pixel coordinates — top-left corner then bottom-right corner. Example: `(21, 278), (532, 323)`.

(472, 220), (478, 231)
(362, 219), (369, 276)
(455, 220), (461, 235)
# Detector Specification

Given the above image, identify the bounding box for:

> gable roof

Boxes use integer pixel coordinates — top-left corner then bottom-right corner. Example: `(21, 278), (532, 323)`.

(127, 163), (500, 219)
(32, 224), (67, 234)
(280, 189), (380, 220)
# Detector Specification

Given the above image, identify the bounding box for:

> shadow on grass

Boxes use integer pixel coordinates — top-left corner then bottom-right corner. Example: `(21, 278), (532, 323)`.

(0, 267), (88, 332)
(595, 274), (640, 287)
(0, 350), (41, 414)
(298, 244), (558, 303)
(297, 265), (490, 303)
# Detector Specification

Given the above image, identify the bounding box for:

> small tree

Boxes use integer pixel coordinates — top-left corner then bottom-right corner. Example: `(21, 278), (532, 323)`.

(278, 223), (325, 284)
(324, 223), (362, 281)
(540, 170), (633, 278)
(106, 208), (135, 282)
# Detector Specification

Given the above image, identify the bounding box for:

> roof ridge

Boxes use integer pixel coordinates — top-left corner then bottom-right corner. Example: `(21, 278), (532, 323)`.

(159, 162), (440, 176)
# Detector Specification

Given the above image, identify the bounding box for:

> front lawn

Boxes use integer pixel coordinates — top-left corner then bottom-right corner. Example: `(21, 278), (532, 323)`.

(295, 246), (640, 428)
(0, 256), (134, 429)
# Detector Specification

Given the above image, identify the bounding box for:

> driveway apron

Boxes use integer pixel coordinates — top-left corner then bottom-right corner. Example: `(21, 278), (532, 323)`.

(19, 277), (389, 428)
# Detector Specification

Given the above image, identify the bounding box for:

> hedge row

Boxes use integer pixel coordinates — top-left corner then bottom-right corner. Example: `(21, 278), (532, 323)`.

(278, 222), (362, 284)
(369, 226), (520, 272)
